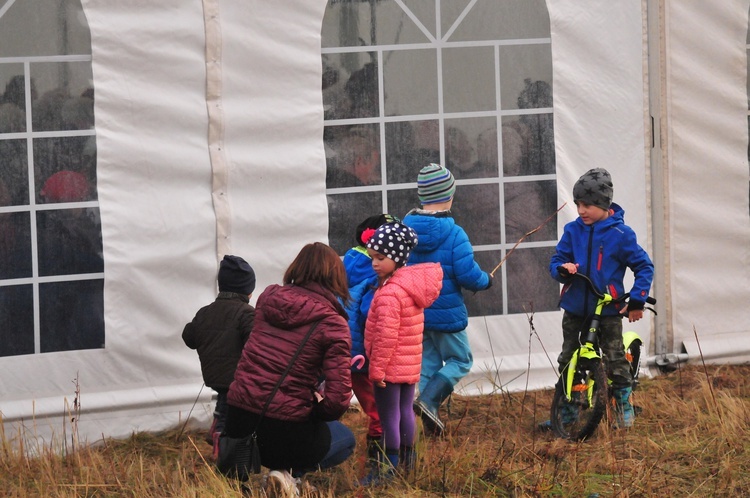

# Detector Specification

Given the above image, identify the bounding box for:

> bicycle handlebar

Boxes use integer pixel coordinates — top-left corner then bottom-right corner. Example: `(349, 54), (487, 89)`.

(557, 266), (657, 306)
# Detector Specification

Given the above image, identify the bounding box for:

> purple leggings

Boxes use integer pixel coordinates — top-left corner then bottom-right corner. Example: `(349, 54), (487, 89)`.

(373, 382), (417, 451)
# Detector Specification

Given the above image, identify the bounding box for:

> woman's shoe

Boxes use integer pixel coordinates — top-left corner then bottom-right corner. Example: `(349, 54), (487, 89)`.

(264, 469), (298, 497)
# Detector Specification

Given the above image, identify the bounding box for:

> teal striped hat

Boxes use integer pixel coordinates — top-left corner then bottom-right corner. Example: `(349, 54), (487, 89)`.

(417, 163), (456, 204)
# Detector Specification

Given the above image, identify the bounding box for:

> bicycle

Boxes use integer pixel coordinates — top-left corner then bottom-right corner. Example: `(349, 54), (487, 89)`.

(549, 270), (656, 441)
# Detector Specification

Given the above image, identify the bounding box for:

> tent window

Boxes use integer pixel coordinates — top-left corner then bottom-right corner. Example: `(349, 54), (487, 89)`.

(322, 0), (560, 316)
(0, 1), (103, 356)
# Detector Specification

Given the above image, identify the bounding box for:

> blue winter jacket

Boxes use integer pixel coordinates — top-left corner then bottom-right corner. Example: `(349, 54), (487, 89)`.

(343, 246), (377, 372)
(402, 210), (490, 333)
(549, 203), (654, 317)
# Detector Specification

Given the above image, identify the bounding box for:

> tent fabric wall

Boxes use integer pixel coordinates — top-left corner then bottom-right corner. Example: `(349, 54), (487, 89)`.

(663, 0), (750, 358)
(1, 0), (331, 446)
(2, 0), (218, 446)
(2, 0), (750, 448)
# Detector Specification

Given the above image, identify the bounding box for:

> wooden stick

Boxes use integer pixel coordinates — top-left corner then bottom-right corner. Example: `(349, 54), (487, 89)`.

(490, 202), (567, 277)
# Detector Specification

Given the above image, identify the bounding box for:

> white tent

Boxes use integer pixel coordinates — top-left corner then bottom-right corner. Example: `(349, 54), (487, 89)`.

(0, 0), (749, 447)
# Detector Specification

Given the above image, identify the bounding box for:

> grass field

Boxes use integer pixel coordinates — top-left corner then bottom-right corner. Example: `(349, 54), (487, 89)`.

(1, 363), (749, 497)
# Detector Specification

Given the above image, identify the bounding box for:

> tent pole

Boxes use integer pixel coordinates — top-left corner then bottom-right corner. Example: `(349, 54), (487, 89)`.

(645, 0), (672, 356)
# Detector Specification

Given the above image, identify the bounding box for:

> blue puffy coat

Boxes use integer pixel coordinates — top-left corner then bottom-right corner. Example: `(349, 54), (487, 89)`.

(550, 203), (654, 317)
(402, 210), (490, 333)
(343, 246), (377, 372)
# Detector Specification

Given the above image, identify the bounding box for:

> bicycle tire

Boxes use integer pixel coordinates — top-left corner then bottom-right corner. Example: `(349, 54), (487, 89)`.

(550, 358), (608, 441)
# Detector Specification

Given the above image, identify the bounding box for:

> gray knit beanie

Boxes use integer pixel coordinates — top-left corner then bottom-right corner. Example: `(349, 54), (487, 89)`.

(573, 168), (613, 210)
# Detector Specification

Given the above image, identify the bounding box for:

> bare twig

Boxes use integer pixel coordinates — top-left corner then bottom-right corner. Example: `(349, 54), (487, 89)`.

(483, 317), (504, 393)
(490, 202), (567, 277)
(71, 372), (81, 453)
(521, 305), (534, 410)
(177, 383), (205, 441)
(187, 434), (215, 473)
(693, 326), (722, 424)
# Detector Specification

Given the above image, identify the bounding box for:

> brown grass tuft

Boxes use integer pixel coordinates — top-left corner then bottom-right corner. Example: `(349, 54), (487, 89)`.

(1, 364), (749, 496)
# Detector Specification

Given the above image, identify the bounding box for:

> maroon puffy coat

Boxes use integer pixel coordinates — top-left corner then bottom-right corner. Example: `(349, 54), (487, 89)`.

(227, 282), (352, 422)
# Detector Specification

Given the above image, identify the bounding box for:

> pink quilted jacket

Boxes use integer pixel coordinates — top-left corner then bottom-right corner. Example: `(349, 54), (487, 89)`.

(365, 263), (443, 384)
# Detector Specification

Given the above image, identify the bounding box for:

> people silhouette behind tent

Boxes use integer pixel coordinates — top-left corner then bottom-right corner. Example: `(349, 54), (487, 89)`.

(33, 87), (98, 197)
(325, 124), (383, 253)
(326, 125), (381, 188)
(37, 170), (102, 277)
(0, 102), (29, 207)
(183, 255), (256, 453)
(344, 61), (378, 120)
(2, 74), (36, 112)
(34, 170), (104, 352)
(508, 78), (555, 176)
(0, 177), (32, 283)
(385, 120), (441, 185)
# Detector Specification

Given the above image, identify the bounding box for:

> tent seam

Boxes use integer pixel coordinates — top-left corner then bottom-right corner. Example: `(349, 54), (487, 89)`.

(203, 0), (231, 262)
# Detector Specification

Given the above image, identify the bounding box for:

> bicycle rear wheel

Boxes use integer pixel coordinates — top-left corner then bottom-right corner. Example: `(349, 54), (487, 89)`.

(550, 358), (608, 441)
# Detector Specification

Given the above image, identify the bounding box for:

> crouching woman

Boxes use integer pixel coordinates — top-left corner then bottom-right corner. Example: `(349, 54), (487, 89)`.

(224, 242), (355, 493)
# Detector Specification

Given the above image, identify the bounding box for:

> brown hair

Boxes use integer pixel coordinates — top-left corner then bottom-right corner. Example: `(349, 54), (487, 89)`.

(283, 242), (350, 303)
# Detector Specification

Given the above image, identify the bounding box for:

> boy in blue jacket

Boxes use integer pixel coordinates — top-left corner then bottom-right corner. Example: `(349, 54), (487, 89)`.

(548, 168), (653, 428)
(403, 163), (492, 436)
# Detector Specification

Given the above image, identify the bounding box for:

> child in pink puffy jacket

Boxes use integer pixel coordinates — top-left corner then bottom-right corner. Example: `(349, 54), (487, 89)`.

(362, 222), (442, 484)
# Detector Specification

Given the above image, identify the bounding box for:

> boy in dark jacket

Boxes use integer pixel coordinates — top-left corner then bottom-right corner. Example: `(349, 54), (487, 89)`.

(547, 168), (653, 428)
(403, 163), (492, 436)
(183, 255), (256, 446)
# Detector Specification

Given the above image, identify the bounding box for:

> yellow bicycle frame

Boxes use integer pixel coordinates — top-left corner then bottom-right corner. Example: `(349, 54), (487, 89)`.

(563, 293), (611, 404)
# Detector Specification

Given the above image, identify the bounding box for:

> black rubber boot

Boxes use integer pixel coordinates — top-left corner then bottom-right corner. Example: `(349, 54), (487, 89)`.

(413, 373), (453, 436)
(399, 445), (416, 476)
(360, 447), (398, 486)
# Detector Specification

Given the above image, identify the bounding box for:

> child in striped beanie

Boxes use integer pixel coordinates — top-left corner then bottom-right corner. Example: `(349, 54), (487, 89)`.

(417, 163), (456, 205)
(403, 163), (492, 437)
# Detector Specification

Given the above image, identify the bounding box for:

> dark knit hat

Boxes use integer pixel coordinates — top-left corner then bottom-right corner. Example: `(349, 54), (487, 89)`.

(366, 222), (418, 266)
(218, 255), (256, 295)
(418, 163), (456, 204)
(573, 168), (613, 210)
(354, 213), (401, 247)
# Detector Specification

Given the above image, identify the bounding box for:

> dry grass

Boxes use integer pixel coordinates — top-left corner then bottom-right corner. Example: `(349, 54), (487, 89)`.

(1, 364), (749, 497)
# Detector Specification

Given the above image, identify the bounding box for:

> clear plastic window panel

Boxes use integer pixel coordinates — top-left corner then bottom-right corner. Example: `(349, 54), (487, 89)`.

(323, 0), (558, 316)
(0, 0), (103, 356)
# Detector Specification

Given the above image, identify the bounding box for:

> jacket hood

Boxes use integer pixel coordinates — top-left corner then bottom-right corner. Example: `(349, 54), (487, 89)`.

(343, 246), (374, 287)
(386, 262), (443, 309)
(258, 282), (346, 329)
(575, 202), (625, 230)
(403, 210), (455, 253)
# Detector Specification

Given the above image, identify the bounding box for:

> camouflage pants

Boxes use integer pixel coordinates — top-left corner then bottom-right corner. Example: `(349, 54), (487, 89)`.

(558, 311), (632, 389)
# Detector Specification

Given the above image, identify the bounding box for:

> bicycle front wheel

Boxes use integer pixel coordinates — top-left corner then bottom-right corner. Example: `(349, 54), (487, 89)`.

(550, 358), (608, 441)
